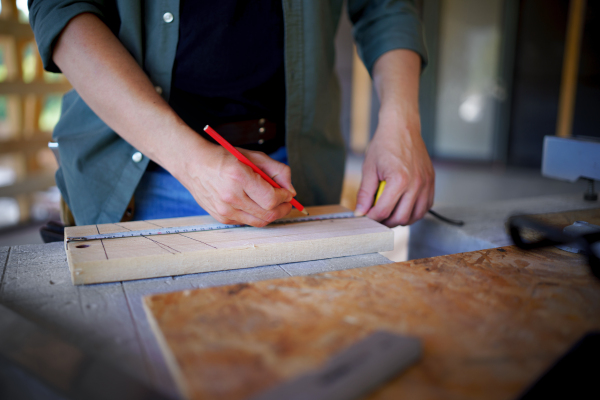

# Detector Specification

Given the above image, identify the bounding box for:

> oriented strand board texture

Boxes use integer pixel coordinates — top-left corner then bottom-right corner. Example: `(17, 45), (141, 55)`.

(145, 246), (600, 400)
(64, 206), (393, 285)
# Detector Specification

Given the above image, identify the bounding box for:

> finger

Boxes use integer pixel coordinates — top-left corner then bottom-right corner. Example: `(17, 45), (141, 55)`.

(365, 177), (404, 221)
(381, 187), (419, 227)
(232, 202), (293, 227)
(243, 150), (297, 197)
(243, 170), (294, 212)
(427, 178), (435, 210)
(407, 190), (431, 226)
(212, 198), (292, 227)
(354, 165), (380, 217)
(242, 190), (294, 222)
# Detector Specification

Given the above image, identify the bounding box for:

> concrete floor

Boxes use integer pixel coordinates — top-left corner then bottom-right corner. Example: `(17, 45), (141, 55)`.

(0, 156), (589, 254)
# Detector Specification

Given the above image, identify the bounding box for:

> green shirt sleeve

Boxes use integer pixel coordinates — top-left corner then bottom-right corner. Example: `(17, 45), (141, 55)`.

(348, 0), (428, 75)
(28, 0), (108, 72)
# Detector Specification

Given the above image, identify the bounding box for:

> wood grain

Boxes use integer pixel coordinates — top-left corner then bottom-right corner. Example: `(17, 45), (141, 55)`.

(144, 246), (600, 400)
(64, 205), (393, 285)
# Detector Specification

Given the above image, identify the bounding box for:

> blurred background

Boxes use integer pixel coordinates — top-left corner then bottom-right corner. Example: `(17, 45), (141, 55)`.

(0, 0), (596, 257)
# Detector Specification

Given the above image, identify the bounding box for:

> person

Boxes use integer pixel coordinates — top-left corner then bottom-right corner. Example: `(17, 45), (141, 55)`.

(28, 0), (434, 228)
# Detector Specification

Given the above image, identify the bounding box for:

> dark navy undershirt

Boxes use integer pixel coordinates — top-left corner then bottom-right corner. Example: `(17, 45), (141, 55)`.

(170, 0), (286, 145)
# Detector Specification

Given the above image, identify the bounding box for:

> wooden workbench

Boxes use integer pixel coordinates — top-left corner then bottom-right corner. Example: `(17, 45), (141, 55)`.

(1, 206), (599, 399)
(0, 242), (391, 398)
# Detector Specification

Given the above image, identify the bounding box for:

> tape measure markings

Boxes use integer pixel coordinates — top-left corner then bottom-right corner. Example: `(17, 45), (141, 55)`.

(67, 211), (356, 242)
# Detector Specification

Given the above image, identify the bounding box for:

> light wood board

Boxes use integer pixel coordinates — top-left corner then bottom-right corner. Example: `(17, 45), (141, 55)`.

(64, 205), (393, 285)
(144, 245), (600, 400)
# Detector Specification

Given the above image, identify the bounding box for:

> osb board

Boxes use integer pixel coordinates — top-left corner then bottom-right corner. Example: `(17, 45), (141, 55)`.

(64, 205), (393, 285)
(144, 246), (600, 400)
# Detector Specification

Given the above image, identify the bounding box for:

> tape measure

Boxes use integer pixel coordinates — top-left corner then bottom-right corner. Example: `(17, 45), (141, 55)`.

(67, 211), (356, 242)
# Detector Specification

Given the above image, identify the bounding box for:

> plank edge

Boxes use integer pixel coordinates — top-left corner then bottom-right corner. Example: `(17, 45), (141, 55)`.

(142, 297), (190, 399)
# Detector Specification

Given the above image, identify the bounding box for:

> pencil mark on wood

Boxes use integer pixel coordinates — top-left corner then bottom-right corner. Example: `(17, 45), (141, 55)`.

(118, 222), (181, 254)
(179, 234), (217, 249)
(144, 221), (162, 227)
(96, 225), (108, 260)
(143, 236), (180, 254)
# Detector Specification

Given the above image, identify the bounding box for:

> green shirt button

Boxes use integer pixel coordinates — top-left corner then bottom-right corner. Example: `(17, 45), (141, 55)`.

(163, 12), (174, 23)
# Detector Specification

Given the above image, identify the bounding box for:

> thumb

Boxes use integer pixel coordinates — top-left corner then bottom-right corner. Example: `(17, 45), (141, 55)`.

(355, 166), (379, 216)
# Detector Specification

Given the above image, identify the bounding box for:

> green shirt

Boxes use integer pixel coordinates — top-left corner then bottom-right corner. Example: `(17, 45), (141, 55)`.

(29, 0), (427, 226)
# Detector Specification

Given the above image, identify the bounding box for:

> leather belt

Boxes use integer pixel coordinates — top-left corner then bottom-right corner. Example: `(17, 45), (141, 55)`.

(147, 118), (284, 171)
(201, 118), (284, 154)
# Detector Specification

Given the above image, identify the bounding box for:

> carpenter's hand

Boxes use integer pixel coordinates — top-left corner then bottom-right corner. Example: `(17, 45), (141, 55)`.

(354, 108), (434, 227)
(180, 144), (296, 227)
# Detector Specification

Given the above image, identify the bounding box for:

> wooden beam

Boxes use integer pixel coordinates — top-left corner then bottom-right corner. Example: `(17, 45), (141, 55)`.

(0, 81), (72, 95)
(0, 135), (51, 155)
(556, 0), (587, 138)
(64, 205), (394, 285)
(350, 45), (372, 154)
(0, 20), (34, 38)
(0, 171), (56, 197)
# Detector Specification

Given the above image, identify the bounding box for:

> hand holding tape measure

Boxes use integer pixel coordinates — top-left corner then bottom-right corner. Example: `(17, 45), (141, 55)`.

(373, 181), (464, 226)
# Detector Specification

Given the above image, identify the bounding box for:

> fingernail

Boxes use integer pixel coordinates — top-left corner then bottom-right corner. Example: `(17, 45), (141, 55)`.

(354, 204), (366, 217)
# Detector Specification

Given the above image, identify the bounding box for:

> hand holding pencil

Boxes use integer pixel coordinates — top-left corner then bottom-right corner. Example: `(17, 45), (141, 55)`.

(204, 125), (307, 215)
(171, 125), (298, 228)
(200, 125), (308, 227)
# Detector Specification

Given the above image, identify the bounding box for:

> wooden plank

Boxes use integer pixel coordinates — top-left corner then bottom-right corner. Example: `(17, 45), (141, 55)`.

(0, 135), (51, 155)
(350, 44), (372, 153)
(0, 171), (55, 197)
(0, 81), (72, 95)
(65, 205), (394, 285)
(556, 0), (587, 138)
(144, 246), (600, 400)
(0, 20), (35, 38)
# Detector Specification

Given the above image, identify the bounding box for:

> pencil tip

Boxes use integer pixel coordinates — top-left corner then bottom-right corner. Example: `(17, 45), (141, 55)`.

(301, 209), (309, 216)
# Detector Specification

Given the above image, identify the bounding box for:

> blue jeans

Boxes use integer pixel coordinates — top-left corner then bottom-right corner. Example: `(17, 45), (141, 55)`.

(133, 146), (288, 221)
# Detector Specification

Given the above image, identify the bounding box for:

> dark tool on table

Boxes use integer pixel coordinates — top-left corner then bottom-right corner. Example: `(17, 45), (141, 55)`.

(250, 331), (421, 400)
(0, 304), (169, 400)
(508, 215), (600, 279)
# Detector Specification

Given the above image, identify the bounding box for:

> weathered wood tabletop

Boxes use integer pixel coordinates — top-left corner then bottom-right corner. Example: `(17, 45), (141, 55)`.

(0, 242), (391, 399)
(145, 245), (600, 400)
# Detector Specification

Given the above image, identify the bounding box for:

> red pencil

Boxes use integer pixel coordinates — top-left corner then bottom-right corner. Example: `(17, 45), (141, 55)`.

(203, 125), (309, 215)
